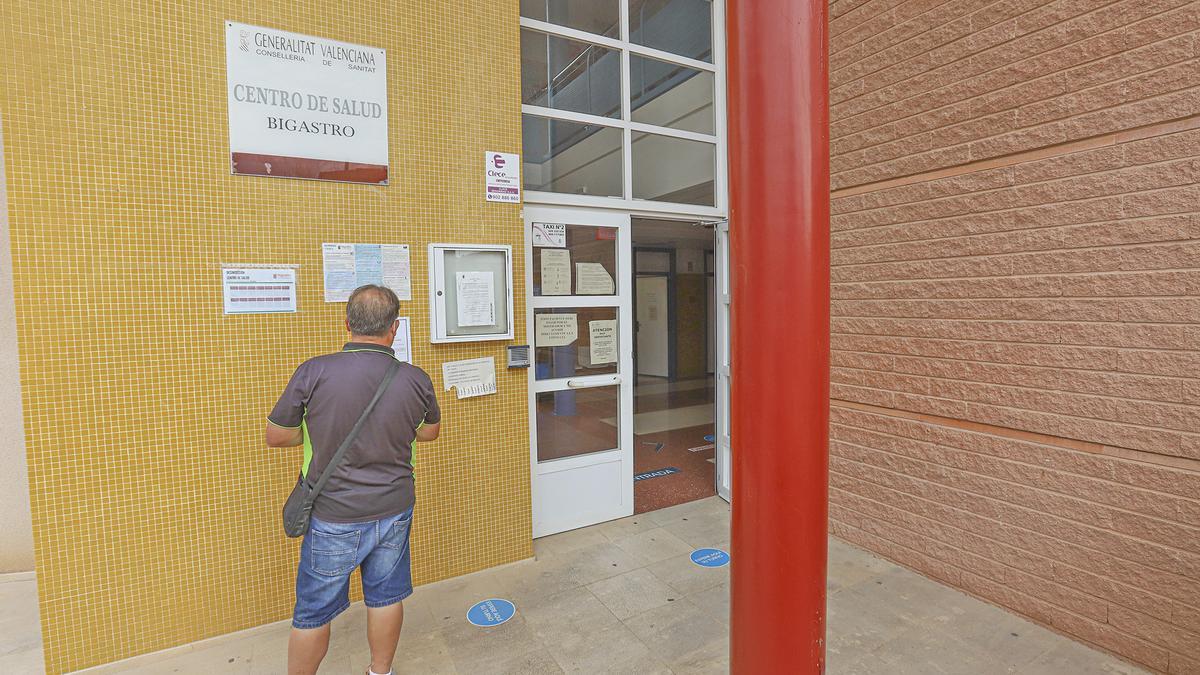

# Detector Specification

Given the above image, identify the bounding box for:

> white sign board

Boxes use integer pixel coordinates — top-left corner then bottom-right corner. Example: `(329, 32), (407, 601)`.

(222, 267), (297, 314)
(532, 222), (566, 247)
(322, 243), (411, 302)
(443, 357), (498, 399)
(226, 21), (389, 184)
(485, 152), (521, 202)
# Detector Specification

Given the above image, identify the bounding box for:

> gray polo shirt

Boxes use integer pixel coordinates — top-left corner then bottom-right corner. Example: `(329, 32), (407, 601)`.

(269, 343), (441, 523)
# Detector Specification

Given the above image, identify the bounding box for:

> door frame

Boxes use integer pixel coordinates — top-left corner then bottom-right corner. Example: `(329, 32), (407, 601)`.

(714, 220), (732, 501)
(632, 246), (677, 381)
(525, 205), (636, 538)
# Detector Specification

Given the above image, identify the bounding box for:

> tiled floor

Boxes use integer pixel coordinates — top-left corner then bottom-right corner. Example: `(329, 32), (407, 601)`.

(1, 497), (1147, 674)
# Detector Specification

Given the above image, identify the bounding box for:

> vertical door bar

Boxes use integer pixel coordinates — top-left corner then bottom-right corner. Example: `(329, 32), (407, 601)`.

(727, 0), (831, 672)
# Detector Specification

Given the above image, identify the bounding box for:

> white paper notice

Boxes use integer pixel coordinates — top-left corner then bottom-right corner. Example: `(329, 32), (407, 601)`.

(485, 152), (521, 203)
(222, 268), (297, 314)
(442, 357), (497, 399)
(531, 222), (566, 247)
(536, 314), (578, 347)
(456, 271), (496, 327)
(540, 249), (571, 296)
(322, 243), (412, 302)
(576, 263), (615, 295)
(391, 317), (412, 364)
(589, 320), (618, 364)
(381, 245), (412, 300)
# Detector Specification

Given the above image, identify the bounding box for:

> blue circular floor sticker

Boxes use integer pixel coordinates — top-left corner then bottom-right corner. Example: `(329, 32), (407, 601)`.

(467, 598), (516, 627)
(691, 548), (730, 568)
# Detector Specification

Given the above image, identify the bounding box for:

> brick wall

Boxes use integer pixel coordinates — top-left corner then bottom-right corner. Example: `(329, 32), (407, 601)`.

(828, 1), (1200, 672)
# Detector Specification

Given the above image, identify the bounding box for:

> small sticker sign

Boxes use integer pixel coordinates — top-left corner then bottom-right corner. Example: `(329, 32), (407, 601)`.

(467, 598), (516, 627)
(485, 152), (521, 203)
(690, 548), (730, 568)
(532, 222), (566, 247)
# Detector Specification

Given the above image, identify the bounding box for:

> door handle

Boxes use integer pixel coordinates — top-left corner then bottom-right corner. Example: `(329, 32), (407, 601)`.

(567, 376), (622, 389)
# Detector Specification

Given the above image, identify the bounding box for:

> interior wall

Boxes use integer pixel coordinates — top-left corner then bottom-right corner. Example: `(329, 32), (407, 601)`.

(0, 114), (35, 574)
(0, 2), (529, 672)
(673, 247), (707, 379)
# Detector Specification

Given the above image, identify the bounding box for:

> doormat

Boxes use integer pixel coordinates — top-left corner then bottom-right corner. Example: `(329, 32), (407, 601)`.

(634, 467), (680, 482)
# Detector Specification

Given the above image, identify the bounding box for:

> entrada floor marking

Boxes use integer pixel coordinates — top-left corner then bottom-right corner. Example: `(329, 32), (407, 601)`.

(466, 598), (516, 627)
(634, 467), (680, 482)
(690, 548), (730, 568)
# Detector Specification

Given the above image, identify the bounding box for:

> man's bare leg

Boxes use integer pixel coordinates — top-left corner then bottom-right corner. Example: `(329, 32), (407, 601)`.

(366, 602), (405, 674)
(288, 625), (331, 675)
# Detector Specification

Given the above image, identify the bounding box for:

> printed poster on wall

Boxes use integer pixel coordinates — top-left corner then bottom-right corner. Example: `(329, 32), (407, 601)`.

(222, 267), (297, 314)
(485, 152), (521, 202)
(442, 357), (498, 399)
(391, 317), (412, 363)
(456, 271), (496, 327)
(226, 22), (389, 184)
(322, 243), (411, 302)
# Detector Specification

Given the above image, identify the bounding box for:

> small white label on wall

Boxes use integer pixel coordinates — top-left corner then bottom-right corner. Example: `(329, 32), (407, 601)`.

(485, 152), (521, 203)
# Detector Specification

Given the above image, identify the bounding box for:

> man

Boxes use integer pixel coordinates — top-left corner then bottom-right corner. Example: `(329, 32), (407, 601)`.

(266, 284), (441, 675)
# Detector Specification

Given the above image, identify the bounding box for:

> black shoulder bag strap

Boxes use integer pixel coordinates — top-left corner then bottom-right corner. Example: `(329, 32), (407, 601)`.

(282, 359), (401, 537)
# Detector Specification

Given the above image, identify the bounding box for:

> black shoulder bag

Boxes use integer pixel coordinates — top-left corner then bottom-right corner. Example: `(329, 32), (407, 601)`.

(282, 360), (401, 538)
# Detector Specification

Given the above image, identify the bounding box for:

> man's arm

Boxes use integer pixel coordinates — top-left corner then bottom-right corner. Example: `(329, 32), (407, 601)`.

(265, 421), (304, 447)
(415, 422), (440, 442)
(266, 363), (310, 448)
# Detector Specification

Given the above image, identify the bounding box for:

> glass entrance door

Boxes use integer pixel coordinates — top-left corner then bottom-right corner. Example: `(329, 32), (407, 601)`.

(526, 206), (634, 537)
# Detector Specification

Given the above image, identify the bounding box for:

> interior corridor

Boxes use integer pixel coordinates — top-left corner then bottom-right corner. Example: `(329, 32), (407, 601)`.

(1, 497), (1147, 674)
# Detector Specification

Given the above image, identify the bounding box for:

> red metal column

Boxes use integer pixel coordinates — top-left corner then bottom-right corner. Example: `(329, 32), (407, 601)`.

(727, 0), (830, 672)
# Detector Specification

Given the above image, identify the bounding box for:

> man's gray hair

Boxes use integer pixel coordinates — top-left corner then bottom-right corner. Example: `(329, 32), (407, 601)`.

(346, 285), (400, 337)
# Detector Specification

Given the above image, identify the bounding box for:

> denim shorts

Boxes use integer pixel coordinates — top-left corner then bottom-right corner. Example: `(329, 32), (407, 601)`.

(292, 507), (414, 629)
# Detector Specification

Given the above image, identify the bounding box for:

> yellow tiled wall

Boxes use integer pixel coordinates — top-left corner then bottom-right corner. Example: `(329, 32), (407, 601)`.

(0, 2), (530, 672)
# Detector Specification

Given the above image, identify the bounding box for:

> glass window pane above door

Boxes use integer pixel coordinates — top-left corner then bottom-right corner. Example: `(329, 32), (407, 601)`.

(535, 385), (619, 461)
(521, 29), (621, 118)
(631, 132), (716, 206)
(533, 223), (618, 297)
(523, 115), (623, 198)
(630, 55), (715, 135)
(629, 0), (713, 63)
(520, 0), (620, 39)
